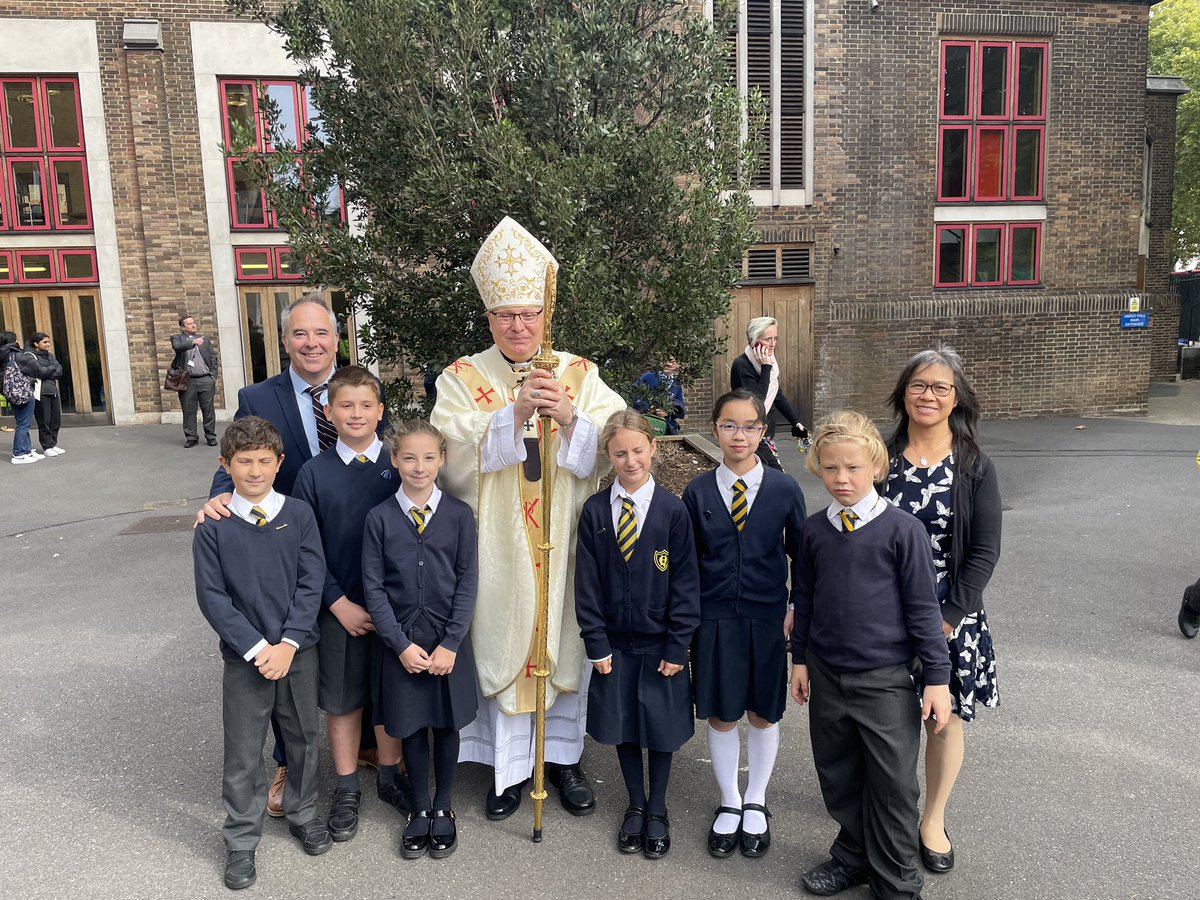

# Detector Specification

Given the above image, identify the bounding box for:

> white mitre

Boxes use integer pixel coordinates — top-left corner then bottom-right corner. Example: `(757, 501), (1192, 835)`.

(470, 216), (559, 310)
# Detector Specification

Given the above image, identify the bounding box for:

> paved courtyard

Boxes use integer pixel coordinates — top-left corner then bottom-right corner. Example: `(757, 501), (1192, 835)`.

(4, 383), (1200, 899)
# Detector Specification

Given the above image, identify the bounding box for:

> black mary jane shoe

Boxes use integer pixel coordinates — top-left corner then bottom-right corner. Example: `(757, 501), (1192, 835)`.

(919, 828), (955, 873)
(707, 806), (742, 858)
(617, 805), (645, 854)
(642, 812), (671, 860)
(485, 778), (529, 821)
(429, 809), (458, 859)
(739, 803), (772, 858)
(328, 788), (362, 842)
(223, 850), (257, 890)
(546, 762), (596, 816)
(401, 809), (432, 859)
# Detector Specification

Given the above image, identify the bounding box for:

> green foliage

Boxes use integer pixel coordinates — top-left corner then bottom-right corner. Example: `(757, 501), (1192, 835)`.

(226, 0), (762, 411)
(1150, 0), (1200, 267)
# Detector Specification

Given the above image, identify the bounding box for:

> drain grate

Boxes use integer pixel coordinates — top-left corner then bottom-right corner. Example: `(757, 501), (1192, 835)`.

(120, 515), (195, 534)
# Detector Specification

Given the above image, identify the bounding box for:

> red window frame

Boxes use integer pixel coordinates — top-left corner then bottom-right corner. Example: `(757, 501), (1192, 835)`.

(42, 79), (85, 152)
(1007, 222), (1042, 285)
(49, 157), (92, 229)
(274, 247), (304, 280)
(934, 225), (969, 288)
(1, 78), (43, 152)
(936, 126), (971, 202)
(970, 225), (1005, 287)
(235, 247), (274, 280)
(0, 250), (12, 284)
(1009, 125), (1044, 201)
(7, 156), (50, 231)
(261, 80), (306, 151)
(57, 248), (98, 283)
(973, 127), (1007, 202)
(940, 41), (974, 121)
(1013, 43), (1048, 121)
(16, 249), (55, 282)
(976, 42), (1011, 121)
(220, 80), (263, 150)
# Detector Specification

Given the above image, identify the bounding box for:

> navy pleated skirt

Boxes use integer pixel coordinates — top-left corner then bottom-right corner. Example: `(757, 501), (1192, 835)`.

(692, 617), (787, 724)
(376, 612), (478, 740)
(586, 647), (695, 753)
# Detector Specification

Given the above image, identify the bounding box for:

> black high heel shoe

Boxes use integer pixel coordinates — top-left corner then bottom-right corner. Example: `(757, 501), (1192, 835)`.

(618, 805), (645, 854)
(642, 812), (671, 860)
(919, 827), (955, 873)
(707, 806), (742, 858)
(401, 809), (432, 859)
(429, 809), (457, 859)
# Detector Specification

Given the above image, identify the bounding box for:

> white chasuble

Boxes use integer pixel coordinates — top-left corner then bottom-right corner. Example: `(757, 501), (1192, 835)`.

(431, 344), (626, 716)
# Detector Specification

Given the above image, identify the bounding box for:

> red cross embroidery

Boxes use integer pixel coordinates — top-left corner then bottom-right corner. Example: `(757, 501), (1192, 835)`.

(564, 385), (576, 401)
(523, 498), (540, 528)
(474, 386), (497, 405)
(449, 359), (473, 373)
(525, 658), (537, 678)
(568, 358), (591, 370)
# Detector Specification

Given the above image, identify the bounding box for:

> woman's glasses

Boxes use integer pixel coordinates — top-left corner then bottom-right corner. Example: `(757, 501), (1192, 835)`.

(906, 380), (955, 398)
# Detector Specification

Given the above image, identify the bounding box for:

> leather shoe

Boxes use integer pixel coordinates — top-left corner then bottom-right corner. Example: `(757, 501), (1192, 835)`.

(617, 805), (645, 853)
(920, 828), (954, 873)
(328, 788), (361, 842)
(1180, 585), (1200, 638)
(401, 810), (432, 859)
(184, 439), (198, 448)
(206, 437), (218, 446)
(223, 850), (256, 890)
(546, 762), (596, 816)
(289, 818), (333, 856)
(800, 858), (869, 895)
(429, 808), (458, 859)
(739, 802), (771, 857)
(378, 773), (415, 815)
(267, 766), (286, 818)
(707, 805), (742, 858)
(642, 812), (670, 859)
(485, 778), (528, 820)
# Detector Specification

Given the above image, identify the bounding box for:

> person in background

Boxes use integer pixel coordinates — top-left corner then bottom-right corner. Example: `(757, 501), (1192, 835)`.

(28, 333), (64, 457)
(172, 314), (218, 448)
(730, 317), (807, 470)
(2, 330), (48, 465)
(631, 359), (686, 435)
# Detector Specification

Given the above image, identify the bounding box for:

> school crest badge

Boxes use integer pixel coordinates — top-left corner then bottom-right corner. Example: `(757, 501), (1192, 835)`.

(653, 549), (669, 572)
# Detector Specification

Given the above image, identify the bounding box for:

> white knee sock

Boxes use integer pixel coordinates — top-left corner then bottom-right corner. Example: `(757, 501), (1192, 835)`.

(743, 722), (779, 834)
(707, 724), (742, 834)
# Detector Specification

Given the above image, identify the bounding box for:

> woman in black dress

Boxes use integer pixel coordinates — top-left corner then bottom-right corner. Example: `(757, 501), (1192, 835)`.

(729, 316), (807, 469)
(882, 347), (1002, 875)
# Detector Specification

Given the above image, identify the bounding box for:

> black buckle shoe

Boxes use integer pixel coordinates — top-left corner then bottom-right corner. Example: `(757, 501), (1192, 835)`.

(223, 850), (256, 890)
(546, 762), (596, 816)
(328, 789), (361, 842)
(401, 810), (432, 859)
(378, 773), (415, 815)
(429, 809), (458, 859)
(800, 858), (869, 896)
(642, 812), (670, 859)
(288, 818), (333, 856)
(920, 828), (955, 873)
(707, 806), (742, 858)
(617, 805), (645, 853)
(485, 778), (529, 820)
(739, 803), (772, 857)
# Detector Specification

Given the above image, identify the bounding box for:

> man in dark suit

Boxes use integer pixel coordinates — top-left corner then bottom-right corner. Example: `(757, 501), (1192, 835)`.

(172, 315), (219, 448)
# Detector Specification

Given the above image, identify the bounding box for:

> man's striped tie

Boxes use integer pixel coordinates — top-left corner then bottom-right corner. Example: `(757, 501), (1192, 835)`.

(411, 506), (428, 534)
(839, 509), (858, 533)
(618, 497), (638, 561)
(731, 479), (748, 531)
(305, 384), (337, 452)
(250, 505), (268, 527)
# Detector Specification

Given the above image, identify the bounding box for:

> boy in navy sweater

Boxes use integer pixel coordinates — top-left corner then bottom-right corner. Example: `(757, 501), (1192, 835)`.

(790, 411), (951, 900)
(194, 417), (330, 891)
(293, 366), (411, 841)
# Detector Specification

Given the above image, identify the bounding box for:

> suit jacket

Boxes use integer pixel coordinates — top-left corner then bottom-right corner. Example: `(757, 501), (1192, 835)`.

(209, 369), (389, 498)
(171, 331), (218, 374)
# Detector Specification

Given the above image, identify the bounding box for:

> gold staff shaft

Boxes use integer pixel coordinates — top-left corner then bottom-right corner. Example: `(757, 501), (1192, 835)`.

(530, 264), (559, 843)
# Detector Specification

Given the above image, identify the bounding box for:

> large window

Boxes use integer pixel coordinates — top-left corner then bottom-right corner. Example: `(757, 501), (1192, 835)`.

(220, 79), (345, 230)
(0, 77), (90, 231)
(936, 41), (1046, 287)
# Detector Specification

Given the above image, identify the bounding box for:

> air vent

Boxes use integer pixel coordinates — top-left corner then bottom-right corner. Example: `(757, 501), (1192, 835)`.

(781, 247), (811, 278)
(747, 249), (778, 279)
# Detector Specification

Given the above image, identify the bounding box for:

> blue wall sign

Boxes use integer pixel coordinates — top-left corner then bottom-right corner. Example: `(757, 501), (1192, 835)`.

(1120, 312), (1149, 329)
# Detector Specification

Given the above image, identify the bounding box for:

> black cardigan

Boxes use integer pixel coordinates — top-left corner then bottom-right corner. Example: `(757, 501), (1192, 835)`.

(941, 451), (1002, 628)
(730, 354), (800, 438)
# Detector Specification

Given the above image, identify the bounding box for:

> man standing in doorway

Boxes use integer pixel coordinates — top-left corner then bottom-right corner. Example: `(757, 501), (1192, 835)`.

(172, 315), (218, 448)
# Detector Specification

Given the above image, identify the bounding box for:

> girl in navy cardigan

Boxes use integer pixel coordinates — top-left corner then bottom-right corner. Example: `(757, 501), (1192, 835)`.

(681, 389), (806, 859)
(575, 410), (700, 860)
(362, 419), (478, 861)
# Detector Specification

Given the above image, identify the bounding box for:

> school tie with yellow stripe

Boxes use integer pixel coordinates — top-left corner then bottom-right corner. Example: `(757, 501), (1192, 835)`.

(618, 496), (638, 561)
(410, 506), (428, 534)
(839, 509), (859, 533)
(250, 505), (268, 527)
(731, 479), (748, 531)
(355, 454), (369, 465)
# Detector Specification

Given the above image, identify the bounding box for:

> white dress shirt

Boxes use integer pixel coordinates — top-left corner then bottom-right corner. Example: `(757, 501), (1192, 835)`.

(715, 459), (765, 515)
(825, 488), (887, 532)
(335, 436), (383, 465)
(397, 484), (443, 528)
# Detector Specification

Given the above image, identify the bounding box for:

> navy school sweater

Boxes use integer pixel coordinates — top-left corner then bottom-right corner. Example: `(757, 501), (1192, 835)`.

(574, 485), (701, 666)
(681, 467), (807, 621)
(789, 504), (950, 685)
(293, 449), (400, 608)
(193, 498), (325, 661)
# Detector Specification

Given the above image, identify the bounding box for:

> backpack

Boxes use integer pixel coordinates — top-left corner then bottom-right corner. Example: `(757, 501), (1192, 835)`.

(2, 353), (33, 405)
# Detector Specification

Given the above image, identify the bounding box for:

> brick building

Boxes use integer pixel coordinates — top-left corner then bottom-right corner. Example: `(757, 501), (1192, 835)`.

(0, 1), (1184, 429)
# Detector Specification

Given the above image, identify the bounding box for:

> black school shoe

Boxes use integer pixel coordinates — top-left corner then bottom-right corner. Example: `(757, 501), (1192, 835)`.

(401, 810), (432, 859)
(546, 762), (596, 816)
(429, 809), (458, 859)
(642, 812), (670, 859)
(223, 850), (256, 890)
(739, 803), (772, 857)
(707, 806), (742, 858)
(288, 818), (333, 856)
(800, 858), (869, 896)
(618, 805), (645, 853)
(378, 773), (416, 815)
(328, 789), (361, 842)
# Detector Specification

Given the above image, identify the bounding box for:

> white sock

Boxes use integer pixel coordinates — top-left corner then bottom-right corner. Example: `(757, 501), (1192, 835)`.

(707, 724), (742, 834)
(743, 722), (779, 834)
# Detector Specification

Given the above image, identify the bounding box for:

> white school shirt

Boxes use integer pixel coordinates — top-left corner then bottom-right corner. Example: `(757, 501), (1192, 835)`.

(825, 489), (886, 532)
(396, 484), (443, 528)
(714, 459), (765, 515)
(335, 436), (383, 465)
(288, 365), (335, 457)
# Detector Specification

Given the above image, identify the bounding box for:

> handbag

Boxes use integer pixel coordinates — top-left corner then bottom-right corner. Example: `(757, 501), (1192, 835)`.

(164, 366), (190, 392)
(2, 354), (34, 405)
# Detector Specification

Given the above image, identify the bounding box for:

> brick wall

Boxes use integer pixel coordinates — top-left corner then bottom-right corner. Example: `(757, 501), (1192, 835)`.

(1147, 89), (1184, 381)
